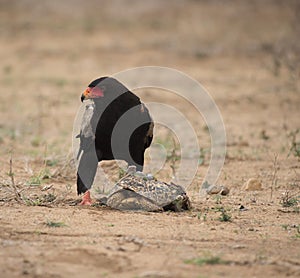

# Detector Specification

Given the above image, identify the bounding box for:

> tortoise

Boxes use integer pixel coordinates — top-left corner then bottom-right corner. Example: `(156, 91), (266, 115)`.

(96, 166), (191, 212)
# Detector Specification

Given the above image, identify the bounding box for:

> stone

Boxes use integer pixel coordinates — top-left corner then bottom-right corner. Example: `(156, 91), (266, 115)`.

(243, 178), (263, 191)
(206, 185), (230, 195)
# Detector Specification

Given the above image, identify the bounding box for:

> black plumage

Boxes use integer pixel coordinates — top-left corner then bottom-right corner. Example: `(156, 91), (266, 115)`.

(76, 77), (153, 197)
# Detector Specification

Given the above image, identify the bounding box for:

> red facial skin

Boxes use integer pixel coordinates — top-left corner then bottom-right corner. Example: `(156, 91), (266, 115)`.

(83, 86), (104, 99)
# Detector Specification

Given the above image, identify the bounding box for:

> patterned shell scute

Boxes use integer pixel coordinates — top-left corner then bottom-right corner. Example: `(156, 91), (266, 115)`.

(116, 175), (186, 207)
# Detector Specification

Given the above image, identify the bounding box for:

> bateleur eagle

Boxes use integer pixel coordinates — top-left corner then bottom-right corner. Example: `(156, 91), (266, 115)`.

(76, 77), (153, 205)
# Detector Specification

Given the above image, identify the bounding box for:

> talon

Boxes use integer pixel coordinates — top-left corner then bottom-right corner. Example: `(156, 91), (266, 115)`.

(79, 191), (92, 206)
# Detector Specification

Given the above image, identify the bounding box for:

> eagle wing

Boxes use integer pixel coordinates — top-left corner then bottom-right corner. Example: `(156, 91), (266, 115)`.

(140, 103), (154, 149)
(76, 101), (97, 159)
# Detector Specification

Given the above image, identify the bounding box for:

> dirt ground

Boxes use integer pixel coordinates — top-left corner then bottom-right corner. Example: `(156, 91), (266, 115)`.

(0, 1), (300, 277)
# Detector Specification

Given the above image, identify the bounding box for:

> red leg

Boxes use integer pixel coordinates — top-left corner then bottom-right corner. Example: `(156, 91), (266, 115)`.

(79, 190), (92, 206)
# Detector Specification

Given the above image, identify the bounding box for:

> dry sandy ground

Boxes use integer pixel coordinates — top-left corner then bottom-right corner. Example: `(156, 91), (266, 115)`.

(0, 1), (300, 277)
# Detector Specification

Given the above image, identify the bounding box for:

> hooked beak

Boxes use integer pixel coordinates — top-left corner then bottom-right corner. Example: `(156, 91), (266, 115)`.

(81, 88), (91, 102)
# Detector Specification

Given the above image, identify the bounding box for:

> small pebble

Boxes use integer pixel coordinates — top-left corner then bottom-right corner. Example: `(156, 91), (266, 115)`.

(220, 186), (230, 195)
(207, 185), (222, 194)
(207, 185), (230, 195)
(243, 178), (263, 191)
(146, 174), (154, 180)
(127, 165), (137, 175)
(239, 205), (248, 211)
